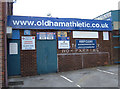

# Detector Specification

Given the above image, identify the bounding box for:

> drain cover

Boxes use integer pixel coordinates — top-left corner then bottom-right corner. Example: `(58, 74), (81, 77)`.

(40, 78), (44, 80)
(8, 81), (24, 86)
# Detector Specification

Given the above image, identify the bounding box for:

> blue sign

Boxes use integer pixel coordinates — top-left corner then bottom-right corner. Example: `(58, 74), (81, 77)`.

(7, 15), (112, 31)
(24, 30), (31, 35)
(76, 40), (96, 49)
(58, 37), (70, 41)
(11, 30), (20, 39)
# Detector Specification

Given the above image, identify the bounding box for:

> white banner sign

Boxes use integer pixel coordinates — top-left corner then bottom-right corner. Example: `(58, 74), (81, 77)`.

(22, 36), (35, 50)
(73, 31), (98, 38)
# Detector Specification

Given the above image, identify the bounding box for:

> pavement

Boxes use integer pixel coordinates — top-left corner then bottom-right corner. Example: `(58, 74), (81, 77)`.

(8, 65), (119, 88)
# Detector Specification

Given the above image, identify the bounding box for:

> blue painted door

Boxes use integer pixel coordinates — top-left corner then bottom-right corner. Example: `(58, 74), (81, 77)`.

(37, 40), (57, 74)
(7, 40), (21, 76)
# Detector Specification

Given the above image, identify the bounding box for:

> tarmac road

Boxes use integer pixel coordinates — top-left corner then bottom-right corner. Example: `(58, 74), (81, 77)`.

(8, 65), (119, 88)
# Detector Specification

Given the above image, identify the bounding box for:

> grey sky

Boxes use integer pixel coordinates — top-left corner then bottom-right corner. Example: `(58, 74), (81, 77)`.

(13, 0), (120, 19)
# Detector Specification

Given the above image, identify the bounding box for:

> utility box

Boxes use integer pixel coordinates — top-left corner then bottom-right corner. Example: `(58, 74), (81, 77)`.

(6, 26), (12, 38)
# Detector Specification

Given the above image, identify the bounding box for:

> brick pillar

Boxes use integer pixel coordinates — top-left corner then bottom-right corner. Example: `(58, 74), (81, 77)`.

(0, 2), (3, 88)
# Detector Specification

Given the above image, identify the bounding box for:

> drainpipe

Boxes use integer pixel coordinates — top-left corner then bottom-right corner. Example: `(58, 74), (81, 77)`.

(4, 2), (8, 87)
(4, 1), (15, 87)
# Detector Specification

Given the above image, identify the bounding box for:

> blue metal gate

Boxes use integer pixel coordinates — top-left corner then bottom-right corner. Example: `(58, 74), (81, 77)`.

(7, 40), (21, 76)
(37, 40), (57, 74)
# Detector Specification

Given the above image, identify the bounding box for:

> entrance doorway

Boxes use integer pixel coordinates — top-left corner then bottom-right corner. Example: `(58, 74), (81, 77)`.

(36, 40), (57, 74)
(7, 40), (21, 76)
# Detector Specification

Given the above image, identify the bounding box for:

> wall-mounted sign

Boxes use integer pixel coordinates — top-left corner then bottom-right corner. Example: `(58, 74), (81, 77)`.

(47, 32), (56, 40)
(37, 32), (46, 40)
(24, 30), (31, 35)
(12, 30), (20, 39)
(73, 31), (98, 38)
(76, 40), (96, 49)
(7, 15), (112, 31)
(37, 32), (56, 40)
(58, 31), (67, 37)
(58, 37), (70, 49)
(9, 43), (18, 54)
(103, 32), (109, 40)
(22, 36), (35, 50)
(7, 26), (12, 38)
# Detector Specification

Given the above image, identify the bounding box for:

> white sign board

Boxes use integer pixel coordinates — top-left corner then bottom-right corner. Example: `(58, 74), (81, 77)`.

(9, 43), (18, 54)
(47, 32), (54, 40)
(39, 32), (46, 40)
(22, 36), (35, 50)
(58, 41), (70, 49)
(103, 32), (109, 40)
(73, 31), (98, 38)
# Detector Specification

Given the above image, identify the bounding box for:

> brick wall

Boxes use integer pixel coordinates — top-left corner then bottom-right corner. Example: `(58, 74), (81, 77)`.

(0, 2), (13, 87)
(18, 30), (112, 76)
(0, 2), (4, 88)
(58, 55), (82, 72)
(20, 30), (37, 77)
(19, 30), (55, 76)
(20, 30), (112, 76)
(58, 31), (112, 72)
(0, 2), (3, 88)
